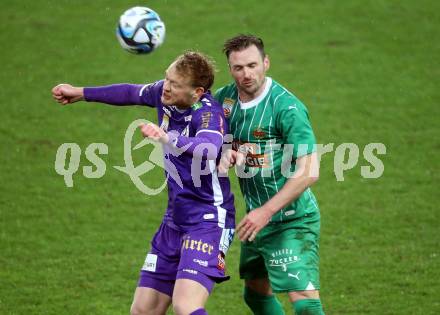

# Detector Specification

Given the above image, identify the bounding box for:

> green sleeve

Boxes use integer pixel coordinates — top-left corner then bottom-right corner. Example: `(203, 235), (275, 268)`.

(277, 102), (316, 158)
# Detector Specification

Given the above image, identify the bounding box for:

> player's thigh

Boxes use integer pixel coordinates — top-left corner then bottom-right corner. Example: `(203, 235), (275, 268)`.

(130, 286), (171, 315)
(132, 222), (181, 314)
(137, 222), (181, 293)
(240, 241), (273, 295)
(172, 278), (209, 315)
(240, 240), (268, 281)
(178, 226), (233, 286)
(261, 215), (321, 293)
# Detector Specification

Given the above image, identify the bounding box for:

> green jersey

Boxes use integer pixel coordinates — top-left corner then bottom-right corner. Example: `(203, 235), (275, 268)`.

(215, 78), (319, 222)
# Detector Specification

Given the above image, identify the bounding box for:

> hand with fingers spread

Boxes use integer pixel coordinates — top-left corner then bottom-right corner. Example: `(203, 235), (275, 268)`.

(139, 123), (169, 144)
(51, 84), (84, 105)
(236, 207), (272, 242)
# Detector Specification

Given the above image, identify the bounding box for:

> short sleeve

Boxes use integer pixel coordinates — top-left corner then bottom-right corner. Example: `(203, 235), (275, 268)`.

(278, 103), (316, 158)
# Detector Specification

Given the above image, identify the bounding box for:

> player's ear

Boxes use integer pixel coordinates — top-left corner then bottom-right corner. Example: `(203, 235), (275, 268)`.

(193, 87), (205, 99)
(264, 55), (270, 72)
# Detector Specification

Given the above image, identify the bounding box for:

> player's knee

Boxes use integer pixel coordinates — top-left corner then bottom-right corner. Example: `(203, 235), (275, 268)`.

(244, 286), (284, 315)
(173, 294), (201, 315)
(131, 301), (167, 315)
(173, 297), (206, 315)
(130, 302), (148, 315)
(244, 286), (270, 304)
(173, 298), (197, 315)
(245, 278), (272, 296)
(289, 289), (320, 301)
(131, 299), (170, 315)
(291, 298), (324, 315)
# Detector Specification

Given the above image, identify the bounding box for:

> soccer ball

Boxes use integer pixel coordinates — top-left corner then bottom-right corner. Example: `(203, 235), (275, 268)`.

(116, 6), (165, 54)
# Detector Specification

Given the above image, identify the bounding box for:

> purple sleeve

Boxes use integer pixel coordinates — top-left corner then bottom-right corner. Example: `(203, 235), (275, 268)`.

(83, 84), (144, 105)
(138, 80), (164, 108)
(170, 131), (224, 160)
(83, 81), (163, 107)
(170, 108), (226, 159)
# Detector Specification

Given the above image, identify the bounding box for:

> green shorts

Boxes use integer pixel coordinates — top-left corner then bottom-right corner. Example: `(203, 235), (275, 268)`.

(239, 211), (321, 293)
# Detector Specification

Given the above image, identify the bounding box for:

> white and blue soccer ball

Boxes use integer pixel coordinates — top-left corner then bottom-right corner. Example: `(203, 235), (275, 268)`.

(116, 6), (165, 54)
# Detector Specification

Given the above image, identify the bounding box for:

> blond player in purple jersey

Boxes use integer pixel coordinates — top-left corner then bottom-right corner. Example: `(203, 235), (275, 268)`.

(52, 52), (235, 315)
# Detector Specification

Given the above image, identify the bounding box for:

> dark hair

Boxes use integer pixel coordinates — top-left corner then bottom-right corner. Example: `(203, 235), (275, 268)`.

(174, 51), (215, 91)
(223, 34), (265, 59)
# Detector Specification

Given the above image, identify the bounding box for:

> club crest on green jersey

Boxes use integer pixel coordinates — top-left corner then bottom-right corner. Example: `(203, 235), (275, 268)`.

(222, 98), (235, 118)
(252, 127), (266, 139)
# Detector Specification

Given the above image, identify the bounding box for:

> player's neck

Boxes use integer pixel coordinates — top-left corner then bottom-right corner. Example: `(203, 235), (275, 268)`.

(175, 94), (201, 110)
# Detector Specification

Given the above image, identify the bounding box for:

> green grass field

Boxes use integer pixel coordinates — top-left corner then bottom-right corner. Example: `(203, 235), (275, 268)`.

(1, 0), (439, 314)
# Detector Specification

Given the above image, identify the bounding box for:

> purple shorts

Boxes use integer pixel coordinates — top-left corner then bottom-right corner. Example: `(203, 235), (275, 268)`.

(137, 222), (234, 297)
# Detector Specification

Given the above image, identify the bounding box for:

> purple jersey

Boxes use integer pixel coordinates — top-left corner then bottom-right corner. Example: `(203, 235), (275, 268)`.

(84, 81), (235, 231)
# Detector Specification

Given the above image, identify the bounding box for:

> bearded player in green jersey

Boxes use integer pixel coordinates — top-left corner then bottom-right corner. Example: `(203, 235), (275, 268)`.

(215, 35), (324, 315)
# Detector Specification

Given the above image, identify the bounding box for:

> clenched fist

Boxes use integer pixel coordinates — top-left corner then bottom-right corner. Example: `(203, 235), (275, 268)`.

(52, 84), (84, 105)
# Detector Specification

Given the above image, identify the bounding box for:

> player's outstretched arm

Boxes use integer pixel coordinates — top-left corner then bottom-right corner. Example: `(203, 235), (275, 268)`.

(52, 84), (84, 105)
(52, 83), (146, 106)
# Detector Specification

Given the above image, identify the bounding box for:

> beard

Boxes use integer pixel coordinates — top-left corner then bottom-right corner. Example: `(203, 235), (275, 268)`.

(239, 79), (264, 96)
(161, 93), (192, 109)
